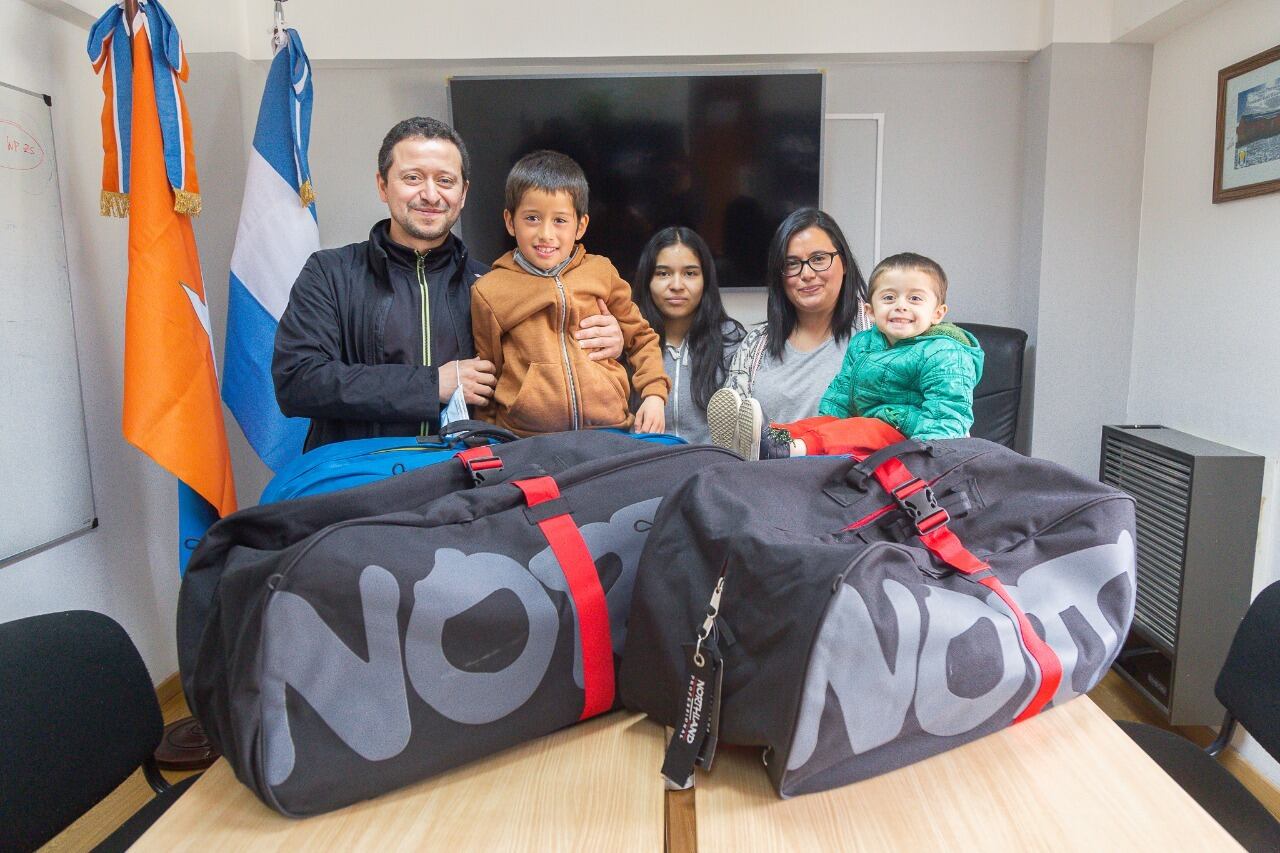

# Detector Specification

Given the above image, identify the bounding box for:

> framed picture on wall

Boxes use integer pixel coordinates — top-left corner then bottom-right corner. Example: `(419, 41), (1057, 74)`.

(1214, 44), (1280, 203)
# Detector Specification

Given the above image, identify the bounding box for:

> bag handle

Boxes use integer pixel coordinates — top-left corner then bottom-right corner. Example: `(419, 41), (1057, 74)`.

(850, 438), (933, 480)
(438, 419), (520, 446)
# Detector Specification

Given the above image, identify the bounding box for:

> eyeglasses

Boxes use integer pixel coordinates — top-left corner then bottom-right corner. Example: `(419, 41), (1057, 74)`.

(783, 251), (841, 277)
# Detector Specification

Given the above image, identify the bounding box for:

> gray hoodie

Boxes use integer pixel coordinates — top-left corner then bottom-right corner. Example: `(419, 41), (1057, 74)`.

(661, 320), (743, 444)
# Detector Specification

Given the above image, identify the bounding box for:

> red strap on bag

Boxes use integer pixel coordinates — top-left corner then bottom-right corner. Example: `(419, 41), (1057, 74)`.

(512, 476), (614, 720)
(870, 457), (1062, 723)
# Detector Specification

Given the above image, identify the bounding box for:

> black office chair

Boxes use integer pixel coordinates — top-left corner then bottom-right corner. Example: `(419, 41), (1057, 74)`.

(0, 610), (198, 852)
(1116, 581), (1280, 852)
(956, 323), (1027, 450)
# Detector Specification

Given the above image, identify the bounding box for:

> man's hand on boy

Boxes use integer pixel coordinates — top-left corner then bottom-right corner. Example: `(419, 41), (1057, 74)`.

(633, 395), (666, 434)
(438, 358), (497, 406)
(575, 297), (624, 361)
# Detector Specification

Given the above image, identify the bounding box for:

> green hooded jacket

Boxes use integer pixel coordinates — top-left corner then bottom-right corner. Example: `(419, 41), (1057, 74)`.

(818, 323), (984, 440)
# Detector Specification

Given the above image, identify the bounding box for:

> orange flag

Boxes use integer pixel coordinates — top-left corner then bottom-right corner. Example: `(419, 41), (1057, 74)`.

(122, 12), (236, 535)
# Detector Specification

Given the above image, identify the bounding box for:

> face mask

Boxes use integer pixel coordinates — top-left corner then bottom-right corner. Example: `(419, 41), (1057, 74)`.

(439, 362), (469, 428)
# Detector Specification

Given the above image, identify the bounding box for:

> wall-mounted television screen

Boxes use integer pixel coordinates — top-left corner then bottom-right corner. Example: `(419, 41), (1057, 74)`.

(450, 71), (823, 288)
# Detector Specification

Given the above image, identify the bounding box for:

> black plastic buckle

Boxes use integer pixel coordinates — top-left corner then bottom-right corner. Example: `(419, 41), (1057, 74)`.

(459, 450), (504, 486)
(891, 479), (950, 535)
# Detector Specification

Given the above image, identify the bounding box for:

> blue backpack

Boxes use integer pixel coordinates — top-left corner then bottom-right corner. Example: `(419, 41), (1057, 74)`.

(260, 421), (687, 504)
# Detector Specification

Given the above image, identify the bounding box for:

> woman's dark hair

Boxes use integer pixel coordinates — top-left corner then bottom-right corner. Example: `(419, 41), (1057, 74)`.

(633, 227), (745, 411)
(764, 207), (866, 361)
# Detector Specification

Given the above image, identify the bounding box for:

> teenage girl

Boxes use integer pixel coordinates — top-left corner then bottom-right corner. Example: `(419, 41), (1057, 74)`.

(632, 227), (745, 443)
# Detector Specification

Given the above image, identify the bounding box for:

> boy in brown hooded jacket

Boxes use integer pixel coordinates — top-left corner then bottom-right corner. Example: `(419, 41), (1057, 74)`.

(470, 151), (669, 436)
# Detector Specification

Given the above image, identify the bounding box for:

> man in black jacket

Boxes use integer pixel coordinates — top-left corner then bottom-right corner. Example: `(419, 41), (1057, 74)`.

(273, 117), (622, 452)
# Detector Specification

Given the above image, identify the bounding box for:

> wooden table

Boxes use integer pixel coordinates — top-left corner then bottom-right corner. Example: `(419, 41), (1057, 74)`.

(131, 712), (665, 852)
(133, 699), (1239, 851)
(691, 697), (1241, 851)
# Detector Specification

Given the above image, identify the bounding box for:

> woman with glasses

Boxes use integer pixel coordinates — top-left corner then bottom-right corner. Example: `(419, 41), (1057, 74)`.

(713, 208), (870, 438)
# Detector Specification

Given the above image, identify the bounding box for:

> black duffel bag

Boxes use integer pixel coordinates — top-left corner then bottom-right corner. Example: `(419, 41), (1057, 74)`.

(620, 439), (1137, 796)
(178, 432), (736, 816)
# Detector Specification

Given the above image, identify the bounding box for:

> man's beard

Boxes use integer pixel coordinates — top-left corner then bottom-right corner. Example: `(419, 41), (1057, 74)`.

(396, 204), (457, 243)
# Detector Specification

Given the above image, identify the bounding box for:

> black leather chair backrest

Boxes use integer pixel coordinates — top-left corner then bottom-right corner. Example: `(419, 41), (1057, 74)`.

(1215, 580), (1280, 761)
(0, 611), (164, 851)
(956, 323), (1027, 449)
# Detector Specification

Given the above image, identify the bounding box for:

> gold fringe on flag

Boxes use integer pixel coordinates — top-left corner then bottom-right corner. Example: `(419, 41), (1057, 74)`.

(298, 179), (316, 207)
(173, 188), (202, 217)
(100, 190), (130, 218)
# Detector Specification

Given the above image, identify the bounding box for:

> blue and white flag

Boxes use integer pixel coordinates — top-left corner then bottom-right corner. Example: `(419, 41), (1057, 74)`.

(222, 28), (316, 471)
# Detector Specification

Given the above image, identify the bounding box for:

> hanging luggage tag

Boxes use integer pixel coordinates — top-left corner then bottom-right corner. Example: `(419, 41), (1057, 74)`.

(661, 566), (727, 790)
(439, 362), (469, 429)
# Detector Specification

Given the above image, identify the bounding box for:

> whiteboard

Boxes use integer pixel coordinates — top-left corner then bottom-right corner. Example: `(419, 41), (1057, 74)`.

(0, 81), (96, 565)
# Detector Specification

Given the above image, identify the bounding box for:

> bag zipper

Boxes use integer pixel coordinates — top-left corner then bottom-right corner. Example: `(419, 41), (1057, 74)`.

(272, 441), (454, 496)
(694, 571), (726, 667)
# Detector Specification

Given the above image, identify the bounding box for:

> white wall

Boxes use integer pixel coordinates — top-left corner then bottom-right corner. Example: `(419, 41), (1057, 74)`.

(253, 0), (1045, 62)
(1027, 43), (1152, 474)
(38, 0), (1087, 58)
(137, 0), (1227, 60)
(1112, 0), (1228, 41)
(827, 60), (1030, 331)
(50, 0), (1219, 59)
(1128, 0), (1280, 784)
(0, 0), (181, 681)
(1046, 0), (1116, 43)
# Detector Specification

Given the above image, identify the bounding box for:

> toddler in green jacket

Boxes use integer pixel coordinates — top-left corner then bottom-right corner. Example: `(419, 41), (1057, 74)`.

(709, 252), (983, 459)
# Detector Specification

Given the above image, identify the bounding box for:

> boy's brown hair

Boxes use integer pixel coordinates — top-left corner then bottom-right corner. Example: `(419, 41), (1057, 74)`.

(504, 150), (589, 218)
(868, 252), (948, 303)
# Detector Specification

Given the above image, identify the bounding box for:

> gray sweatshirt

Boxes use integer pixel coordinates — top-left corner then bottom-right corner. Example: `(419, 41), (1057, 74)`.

(662, 320), (743, 444)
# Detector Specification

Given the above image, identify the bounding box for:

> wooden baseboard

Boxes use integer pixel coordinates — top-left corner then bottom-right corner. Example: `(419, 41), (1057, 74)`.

(1186, 724), (1280, 820)
(155, 671), (193, 726)
(156, 671), (184, 708)
(1218, 746), (1280, 822)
